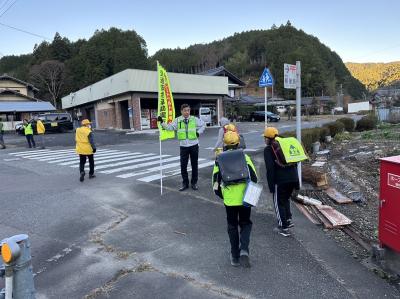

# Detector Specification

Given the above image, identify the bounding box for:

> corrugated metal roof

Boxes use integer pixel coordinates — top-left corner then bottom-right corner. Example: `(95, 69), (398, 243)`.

(0, 101), (56, 112)
(62, 69), (229, 109)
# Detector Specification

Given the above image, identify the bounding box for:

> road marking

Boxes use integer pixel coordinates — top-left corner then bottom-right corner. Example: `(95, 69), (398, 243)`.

(90, 154), (163, 171)
(27, 149), (115, 160)
(116, 159), (205, 178)
(99, 155), (177, 174)
(138, 161), (215, 182)
(57, 152), (143, 165)
(244, 149), (257, 152)
(75, 153), (159, 169)
(43, 151), (129, 163)
(9, 149), (71, 156)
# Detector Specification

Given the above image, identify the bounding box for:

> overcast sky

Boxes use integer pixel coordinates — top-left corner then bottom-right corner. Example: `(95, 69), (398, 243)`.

(0, 0), (399, 63)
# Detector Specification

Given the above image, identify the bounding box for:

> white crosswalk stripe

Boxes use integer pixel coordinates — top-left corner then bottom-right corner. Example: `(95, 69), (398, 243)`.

(138, 161), (215, 182)
(57, 152), (143, 165)
(7, 148), (214, 183)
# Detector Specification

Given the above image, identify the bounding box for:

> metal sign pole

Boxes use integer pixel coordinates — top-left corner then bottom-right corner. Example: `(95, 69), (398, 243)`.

(296, 61), (302, 188)
(264, 86), (267, 126)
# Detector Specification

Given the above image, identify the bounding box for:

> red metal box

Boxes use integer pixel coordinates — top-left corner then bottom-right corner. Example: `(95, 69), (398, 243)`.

(380, 156), (400, 252)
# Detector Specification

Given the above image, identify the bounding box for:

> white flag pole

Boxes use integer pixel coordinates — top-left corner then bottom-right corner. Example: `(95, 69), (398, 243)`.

(157, 61), (163, 195)
(160, 134), (163, 195)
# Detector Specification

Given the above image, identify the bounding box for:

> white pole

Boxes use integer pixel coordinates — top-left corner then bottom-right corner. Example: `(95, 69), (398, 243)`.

(264, 86), (268, 127)
(159, 137), (163, 195)
(296, 61), (302, 188)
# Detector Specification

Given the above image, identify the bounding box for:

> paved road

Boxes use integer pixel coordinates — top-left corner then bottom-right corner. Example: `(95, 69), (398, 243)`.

(3, 114), (396, 299)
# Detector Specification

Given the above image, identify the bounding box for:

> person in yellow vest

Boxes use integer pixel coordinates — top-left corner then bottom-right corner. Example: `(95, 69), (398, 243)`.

(158, 103), (205, 191)
(263, 127), (300, 237)
(212, 131), (258, 267)
(76, 119), (97, 182)
(35, 116), (46, 149)
(23, 119), (36, 148)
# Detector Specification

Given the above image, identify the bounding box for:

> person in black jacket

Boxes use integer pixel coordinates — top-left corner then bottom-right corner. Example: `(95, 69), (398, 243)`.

(263, 127), (299, 237)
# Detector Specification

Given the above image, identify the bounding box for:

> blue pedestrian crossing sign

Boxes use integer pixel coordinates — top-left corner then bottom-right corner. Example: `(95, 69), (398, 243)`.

(259, 68), (274, 87)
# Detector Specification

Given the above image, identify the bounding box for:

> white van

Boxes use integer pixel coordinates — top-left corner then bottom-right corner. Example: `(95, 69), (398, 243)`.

(199, 107), (212, 126)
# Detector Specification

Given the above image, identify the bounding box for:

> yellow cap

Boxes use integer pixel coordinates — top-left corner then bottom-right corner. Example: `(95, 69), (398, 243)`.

(81, 119), (91, 126)
(224, 124), (237, 132)
(264, 127), (279, 138)
(224, 131), (240, 145)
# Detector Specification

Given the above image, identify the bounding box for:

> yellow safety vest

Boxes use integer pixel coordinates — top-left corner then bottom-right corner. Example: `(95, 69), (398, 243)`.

(212, 155), (257, 206)
(75, 126), (93, 155)
(24, 124), (33, 135)
(275, 137), (308, 163)
(177, 116), (197, 140)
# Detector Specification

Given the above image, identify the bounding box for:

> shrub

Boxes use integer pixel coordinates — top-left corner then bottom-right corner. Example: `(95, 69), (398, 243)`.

(337, 117), (355, 132)
(318, 126), (331, 142)
(323, 121), (345, 137)
(356, 115), (378, 131)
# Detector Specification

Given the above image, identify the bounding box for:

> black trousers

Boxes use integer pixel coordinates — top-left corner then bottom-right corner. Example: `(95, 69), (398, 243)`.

(225, 205), (252, 258)
(26, 134), (36, 148)
(180, 144), (199, 186)
(79, 154), (94, 176)
(273, 182), (296, 229)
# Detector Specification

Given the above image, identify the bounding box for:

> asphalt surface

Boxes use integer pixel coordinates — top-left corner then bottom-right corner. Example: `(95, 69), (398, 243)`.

(1, 115), (397, 299)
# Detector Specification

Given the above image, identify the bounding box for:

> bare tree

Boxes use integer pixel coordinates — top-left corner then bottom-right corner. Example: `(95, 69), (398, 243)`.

(30, 60), (65, 108)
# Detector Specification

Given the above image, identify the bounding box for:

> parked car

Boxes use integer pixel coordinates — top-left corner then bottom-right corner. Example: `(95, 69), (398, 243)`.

(249, 111), (280, 122)
(16, 113), (73, 134)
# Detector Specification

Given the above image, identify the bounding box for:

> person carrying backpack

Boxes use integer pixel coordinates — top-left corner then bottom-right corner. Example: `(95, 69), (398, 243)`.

(212, 131), (257, 267)
(263, 127), (306, 237)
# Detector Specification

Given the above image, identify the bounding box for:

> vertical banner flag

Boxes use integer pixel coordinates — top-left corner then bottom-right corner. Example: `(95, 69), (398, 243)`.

(157, 62), (175, 140)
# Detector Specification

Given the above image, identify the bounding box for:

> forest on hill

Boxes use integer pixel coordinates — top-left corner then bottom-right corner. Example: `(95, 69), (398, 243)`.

(346, 61), (400, 91)
(0, 23), (366, 107)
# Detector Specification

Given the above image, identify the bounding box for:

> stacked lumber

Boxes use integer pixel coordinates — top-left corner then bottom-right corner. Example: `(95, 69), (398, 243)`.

(294, 195), (352, 228)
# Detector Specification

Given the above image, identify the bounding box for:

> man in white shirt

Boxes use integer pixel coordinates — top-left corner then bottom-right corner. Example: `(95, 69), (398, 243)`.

(158, 104), (205, 191)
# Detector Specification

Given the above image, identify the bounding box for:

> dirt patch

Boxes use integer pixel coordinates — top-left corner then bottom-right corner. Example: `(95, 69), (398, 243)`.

(302, 124), (400, 260)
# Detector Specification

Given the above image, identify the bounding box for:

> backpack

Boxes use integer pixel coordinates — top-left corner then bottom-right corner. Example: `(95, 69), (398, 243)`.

(216, 149), (249, 185)
(271, 137), (308, 167)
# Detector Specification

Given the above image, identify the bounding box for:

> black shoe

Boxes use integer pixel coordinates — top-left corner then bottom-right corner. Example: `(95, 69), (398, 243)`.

(230, 255), (240, 267)
(239, 254), (251, 268)
(89, 174), (96, 179)
(179, 185), (189, 191)
(80, 172), (85, 182)
(191, 184), (198, 190)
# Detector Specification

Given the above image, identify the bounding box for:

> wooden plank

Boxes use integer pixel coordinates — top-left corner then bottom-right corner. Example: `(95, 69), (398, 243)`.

(294, 202), (321, 225)
(316, 205), (352, 227)
(325, 187), (352, 204)
(310, 206), (333, 229)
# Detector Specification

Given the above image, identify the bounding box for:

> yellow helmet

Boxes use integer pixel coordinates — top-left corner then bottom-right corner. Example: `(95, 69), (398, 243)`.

(264, 127), (279, 138)
(81, 119), (91, 126)
(224, 124), (237, 132)
(224, 131), (240, 145)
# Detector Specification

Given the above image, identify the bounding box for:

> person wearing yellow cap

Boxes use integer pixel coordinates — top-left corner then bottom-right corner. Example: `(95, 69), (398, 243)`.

(212, 131), (257, 267)
(76, 119), (97, 182)
(263, 127), (299, 237)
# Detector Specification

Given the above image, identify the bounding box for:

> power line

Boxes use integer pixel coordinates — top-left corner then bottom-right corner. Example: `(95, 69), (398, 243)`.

(0, 0), (12, 15)
(0, 22), (51, 40)
(0, 0), (18, 18)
